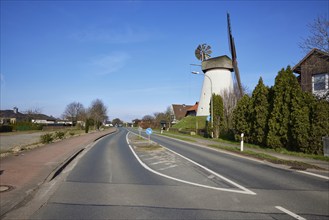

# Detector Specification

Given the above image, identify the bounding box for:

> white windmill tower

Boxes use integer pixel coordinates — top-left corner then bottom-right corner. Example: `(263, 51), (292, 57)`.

(195, 13), (243, 117)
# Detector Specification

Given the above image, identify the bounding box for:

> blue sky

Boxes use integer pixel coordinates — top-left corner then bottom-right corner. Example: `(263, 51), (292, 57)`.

(1, 0), (328, 122)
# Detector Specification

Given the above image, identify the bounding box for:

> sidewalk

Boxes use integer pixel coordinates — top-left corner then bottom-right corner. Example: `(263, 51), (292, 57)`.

(0, 128), (116, 217)
(160, 132), (329, 172)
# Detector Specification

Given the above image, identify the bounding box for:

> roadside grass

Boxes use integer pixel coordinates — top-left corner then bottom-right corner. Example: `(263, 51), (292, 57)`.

(172, 116), (207, 130)
(0, 130), (46, 136)
(135, 145), (163, 151)
(0, 127), (100, 158)
(166, 117), (329, 162)
(128, 132), (163, 151)
(208, 144), (323, 170)
(160, 132), (197, 143)
(160, 130), (329, 162)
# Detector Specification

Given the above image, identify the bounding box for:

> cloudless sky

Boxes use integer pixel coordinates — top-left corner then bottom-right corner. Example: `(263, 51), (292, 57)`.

(1, 0), (328, 122)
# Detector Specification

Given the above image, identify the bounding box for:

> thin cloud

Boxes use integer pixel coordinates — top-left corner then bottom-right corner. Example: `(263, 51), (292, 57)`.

(90, 52), (131, 75)
(70, 25), (152, 44)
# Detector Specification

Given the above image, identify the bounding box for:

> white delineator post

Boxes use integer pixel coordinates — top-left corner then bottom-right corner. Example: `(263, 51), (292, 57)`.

(241, 133), (244, 152)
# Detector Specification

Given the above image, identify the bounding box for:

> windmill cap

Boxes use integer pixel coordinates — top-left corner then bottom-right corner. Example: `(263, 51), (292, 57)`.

(202, 55), (233, 73)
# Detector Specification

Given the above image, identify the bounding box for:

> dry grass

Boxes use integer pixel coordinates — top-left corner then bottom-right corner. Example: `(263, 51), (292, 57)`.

(128, 133), (162, 151)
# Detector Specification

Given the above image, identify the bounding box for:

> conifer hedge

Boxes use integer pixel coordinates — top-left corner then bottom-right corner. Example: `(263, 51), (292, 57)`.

(232, 66), (329, 155)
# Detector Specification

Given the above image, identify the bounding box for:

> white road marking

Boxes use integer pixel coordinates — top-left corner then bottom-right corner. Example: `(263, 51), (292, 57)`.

(158, 164), (177, 171)
(144, 156), (159, 161)
(275, 206), (306, 220)
(208, 174), (215, 179)
(126, 132), (256, 195)
(159, 140), (256, 195)
(296, 170), (329, 180)
(150, 160), (169, 165)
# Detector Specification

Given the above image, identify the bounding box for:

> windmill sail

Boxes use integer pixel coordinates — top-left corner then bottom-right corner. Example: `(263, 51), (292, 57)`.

(227, 13), (243, 97)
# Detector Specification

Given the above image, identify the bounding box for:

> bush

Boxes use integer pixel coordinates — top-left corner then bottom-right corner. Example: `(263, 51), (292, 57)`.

(40, 133), (53, 144)
(55, 131), (65, 140)
(0, 125), (13, 132)
(13, 122), (43, 131)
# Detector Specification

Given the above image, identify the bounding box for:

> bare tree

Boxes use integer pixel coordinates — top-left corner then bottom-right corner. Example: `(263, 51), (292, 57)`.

(153, 112), (167, 128)
(164, 106), (173, 128)
(299, 14), (329, 53)
(89, 99), (108, 129)
(222, 89), (238, 131)
(132, 118), (141, 127)
(141, 115), (154, 129)
(62, 102), (85, 125)
(221, 83), (250, 135)
(112, 118), (123, 126)
(24, 107), (43, 122)
(24, 107), (42, 115)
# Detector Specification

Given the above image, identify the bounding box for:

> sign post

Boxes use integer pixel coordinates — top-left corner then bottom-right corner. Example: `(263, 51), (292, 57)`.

(145, 128), (153, 144)
(138, 126), (143, 137)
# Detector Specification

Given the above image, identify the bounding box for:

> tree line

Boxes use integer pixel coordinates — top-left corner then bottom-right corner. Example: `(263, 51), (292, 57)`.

(209, 15), (329, 154)
(231, 66), (329, 155)
(62, 98), (108, 132)
(131, 107), (172, 129)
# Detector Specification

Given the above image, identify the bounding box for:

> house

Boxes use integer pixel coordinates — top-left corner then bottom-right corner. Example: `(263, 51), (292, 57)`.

(170, 104), (194, 124)
(185, 102), (199, 117)
(292, 48), (329, 99)
(0, 107), (57, 125)
(0, 107), (28, 124)
(30, 114), (57, 124)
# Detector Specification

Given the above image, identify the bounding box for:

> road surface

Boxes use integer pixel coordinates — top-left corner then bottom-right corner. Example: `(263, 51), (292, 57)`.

(28, 128), (328, 219)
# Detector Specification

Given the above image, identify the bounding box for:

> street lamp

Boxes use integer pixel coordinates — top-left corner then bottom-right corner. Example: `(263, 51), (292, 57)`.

(192, 71), (214, 138)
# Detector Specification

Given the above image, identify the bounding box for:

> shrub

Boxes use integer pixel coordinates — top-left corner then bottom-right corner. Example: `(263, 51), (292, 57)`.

(13, 122), (43, 131)
(40, 133), (53, 144)
(55, 131), (65, 140)
(0, 125), (13, 132)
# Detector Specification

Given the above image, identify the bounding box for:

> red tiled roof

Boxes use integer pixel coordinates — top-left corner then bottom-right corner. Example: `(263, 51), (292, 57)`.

(172, 104), (193, 120)
(186, 102), (198, 112)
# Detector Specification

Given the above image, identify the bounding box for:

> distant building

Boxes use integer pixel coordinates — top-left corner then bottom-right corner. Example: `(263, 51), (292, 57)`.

(170, 104), (194, 124)
(30, 114), (57, 124)
(0, 107), (57, 125)
(293, 48), (329, 99)
(0, 107), (27, 124)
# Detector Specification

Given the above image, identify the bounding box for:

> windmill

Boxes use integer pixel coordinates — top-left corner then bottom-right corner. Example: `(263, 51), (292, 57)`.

(195, 44), (212, 61)
(227, 12), (243, 97)
(194, 14), (242, 117)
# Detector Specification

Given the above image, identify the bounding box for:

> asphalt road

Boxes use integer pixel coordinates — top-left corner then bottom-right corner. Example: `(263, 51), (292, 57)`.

(29, 128), (328, 219)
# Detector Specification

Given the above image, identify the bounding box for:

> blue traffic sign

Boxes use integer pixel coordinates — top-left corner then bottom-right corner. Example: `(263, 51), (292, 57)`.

(145, 128), (153, 135)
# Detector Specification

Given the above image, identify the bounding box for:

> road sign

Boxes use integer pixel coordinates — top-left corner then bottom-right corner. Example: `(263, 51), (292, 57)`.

(145, 128), (153, 135)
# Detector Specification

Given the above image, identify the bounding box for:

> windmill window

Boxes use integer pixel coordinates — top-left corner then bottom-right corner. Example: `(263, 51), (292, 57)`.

(312, 73), (328, 91)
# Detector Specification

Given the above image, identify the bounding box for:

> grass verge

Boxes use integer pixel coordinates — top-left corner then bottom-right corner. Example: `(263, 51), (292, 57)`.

(162, 130), (329, 162)
(208, 144), (324, 170)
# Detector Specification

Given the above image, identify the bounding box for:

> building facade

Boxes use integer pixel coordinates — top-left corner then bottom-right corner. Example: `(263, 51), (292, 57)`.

(293, 49), (329, 99)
